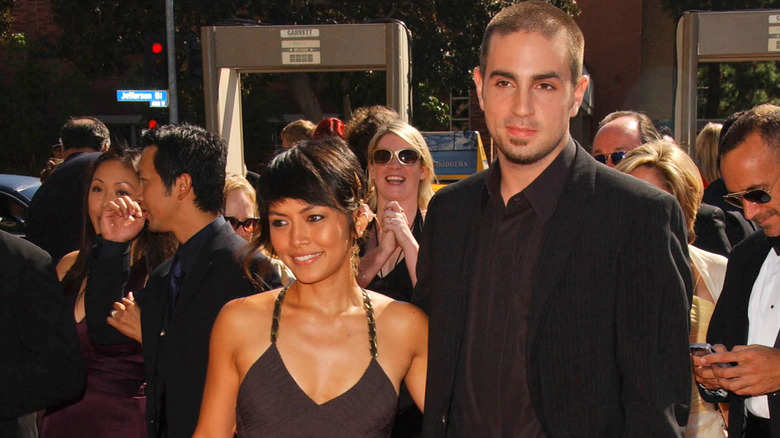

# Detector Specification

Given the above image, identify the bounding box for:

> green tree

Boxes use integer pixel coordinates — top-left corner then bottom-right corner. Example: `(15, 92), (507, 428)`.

(0, 33), (92, 174)
(21, 0), (578, 172)
(0, 0), (13, 44)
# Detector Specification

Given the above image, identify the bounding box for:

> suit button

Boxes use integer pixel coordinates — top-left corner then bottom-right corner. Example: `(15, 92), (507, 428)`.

(441, 414), (447, 426)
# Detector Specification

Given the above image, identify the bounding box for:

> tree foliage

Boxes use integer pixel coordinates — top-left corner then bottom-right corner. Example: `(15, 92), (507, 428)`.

(2, 0), (579, 174)
(0, 0), (13, 44)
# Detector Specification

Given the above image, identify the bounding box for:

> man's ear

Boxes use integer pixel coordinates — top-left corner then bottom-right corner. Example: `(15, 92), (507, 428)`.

(570, 75), (590, 118)
(473, 67), (485, 111)
(175, 173), (193, 200)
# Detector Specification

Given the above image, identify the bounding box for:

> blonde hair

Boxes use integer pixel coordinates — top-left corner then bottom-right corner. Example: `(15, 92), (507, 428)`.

(693, 122), (722, 183)
(224, 173), (258, 217)
(366, 120), (436, 211)
(616, 140), (703, 243)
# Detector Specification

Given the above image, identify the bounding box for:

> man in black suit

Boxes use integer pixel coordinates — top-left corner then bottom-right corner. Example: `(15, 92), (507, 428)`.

(84, 124), (280, 438)
(694, 104), (780, 438)
(413, 2), (692, 436)
(0, 231), (85, 438)
(26, 116), (110, 262)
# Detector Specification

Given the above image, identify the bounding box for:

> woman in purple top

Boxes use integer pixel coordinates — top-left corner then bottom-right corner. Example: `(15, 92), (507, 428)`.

(40, 149), (176, 438)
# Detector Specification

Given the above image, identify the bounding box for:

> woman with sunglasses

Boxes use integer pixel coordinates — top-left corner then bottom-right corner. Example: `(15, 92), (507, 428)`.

(224, 173), (293, 285)
(40, 148), (177, 438)
(224, 173), (261, 241)
(616, 140), (728, 438)
(359, 120), (435, 302)
(193, 137), (427, 437)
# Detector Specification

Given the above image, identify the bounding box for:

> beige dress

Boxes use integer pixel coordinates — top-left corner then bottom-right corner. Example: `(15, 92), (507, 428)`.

(686, 245), (728, 437)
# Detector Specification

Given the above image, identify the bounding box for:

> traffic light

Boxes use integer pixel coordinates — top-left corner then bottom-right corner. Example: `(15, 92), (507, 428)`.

(145, 36), (168, 89)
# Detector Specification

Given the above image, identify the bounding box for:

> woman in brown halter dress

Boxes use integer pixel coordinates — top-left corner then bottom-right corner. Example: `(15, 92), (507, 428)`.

(193, 136), (428, 438)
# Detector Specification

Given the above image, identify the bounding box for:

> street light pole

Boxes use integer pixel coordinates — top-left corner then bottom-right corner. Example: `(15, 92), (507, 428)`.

(166, 0), (178, 123)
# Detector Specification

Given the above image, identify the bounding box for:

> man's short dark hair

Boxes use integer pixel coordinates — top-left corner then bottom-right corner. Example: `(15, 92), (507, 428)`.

(720, 104), (780, 159)
(598, 110), (661, 145)
(60, 117), (110, 151)
(140, 124), (227, 214)
(479, 1), (584, 85)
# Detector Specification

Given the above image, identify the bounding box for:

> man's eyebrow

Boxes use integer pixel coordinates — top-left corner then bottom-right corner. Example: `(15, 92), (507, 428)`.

(488, 69), (517, 81)
(487, 70), (562, 82)
(533, 71), (562, 81)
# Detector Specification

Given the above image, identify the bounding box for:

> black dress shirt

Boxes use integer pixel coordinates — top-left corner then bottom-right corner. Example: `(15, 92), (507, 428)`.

(450, 140), (575, 437)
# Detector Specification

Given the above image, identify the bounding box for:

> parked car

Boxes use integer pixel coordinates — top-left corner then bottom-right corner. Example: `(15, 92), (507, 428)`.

(0, 174), (42, 236)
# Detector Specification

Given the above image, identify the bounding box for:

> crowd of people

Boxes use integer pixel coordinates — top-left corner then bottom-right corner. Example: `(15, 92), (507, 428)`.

(5, 1), (780, 438)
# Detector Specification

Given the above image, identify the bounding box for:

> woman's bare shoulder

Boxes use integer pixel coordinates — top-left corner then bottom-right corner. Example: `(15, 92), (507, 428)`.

(56, 250), (79, 281)
(369, 292), (427, 335)
(216, 289), (280, 332)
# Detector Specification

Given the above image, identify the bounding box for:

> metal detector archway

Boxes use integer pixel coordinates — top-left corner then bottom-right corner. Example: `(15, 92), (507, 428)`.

(675, 9), (780, 150)
(201, 23), (411, 173)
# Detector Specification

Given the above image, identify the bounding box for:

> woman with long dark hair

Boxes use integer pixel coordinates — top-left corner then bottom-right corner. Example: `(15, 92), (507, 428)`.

(40, 148), (176, 438)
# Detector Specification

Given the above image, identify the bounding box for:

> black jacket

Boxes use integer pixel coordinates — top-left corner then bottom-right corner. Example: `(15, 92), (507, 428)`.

(85, 222), (280, 438)
(414, 144), (693, 437)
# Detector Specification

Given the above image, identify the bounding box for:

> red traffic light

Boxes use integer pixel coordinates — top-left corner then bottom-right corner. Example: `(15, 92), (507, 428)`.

(152, 43), (164, 54)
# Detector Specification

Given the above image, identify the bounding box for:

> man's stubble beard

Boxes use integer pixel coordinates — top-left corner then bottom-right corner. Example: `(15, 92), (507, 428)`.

(495, 132), (566, 166)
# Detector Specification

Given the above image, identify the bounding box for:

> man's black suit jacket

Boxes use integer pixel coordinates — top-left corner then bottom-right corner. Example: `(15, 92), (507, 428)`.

(0, 231), (85, 437)
(414, 145), (693, 437)
(85, 222), (281, 438)
(707, 230), (780, 438)
(26, 151), (101, 262)
(693, 203), (731, 257)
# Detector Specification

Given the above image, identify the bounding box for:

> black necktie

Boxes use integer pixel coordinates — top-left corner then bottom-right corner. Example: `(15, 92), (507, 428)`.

(169, 255), (184, 310)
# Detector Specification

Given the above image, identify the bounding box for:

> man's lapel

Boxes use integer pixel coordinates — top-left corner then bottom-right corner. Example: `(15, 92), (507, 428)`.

(527, 146), (596, 347)
(170, 223), (234, 320)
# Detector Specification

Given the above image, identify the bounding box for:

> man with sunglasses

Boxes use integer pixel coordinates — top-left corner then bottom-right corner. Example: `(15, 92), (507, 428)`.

(413, 2), (692, 437)
(591, 111), (660, 168)
(694, 104), (780, 438)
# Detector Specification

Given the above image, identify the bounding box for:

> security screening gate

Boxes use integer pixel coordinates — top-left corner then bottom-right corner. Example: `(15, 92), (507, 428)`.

(675, 9), (780, 150)
(201, 23), (411, 174)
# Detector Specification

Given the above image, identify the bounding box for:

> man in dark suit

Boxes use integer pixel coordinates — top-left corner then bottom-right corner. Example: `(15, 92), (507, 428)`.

(413, 2), (692, 436)
(84, 124), (280, 438)
(0, 230), (85, 438)
(694, 104), (780, 438)
(26, 116), (110, 262)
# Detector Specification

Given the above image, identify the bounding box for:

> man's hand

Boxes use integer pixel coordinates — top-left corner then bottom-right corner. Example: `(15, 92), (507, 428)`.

(700, 344), (780, 396)
(692, 343), (727, 390)
(99, 196), (145, 243)
(107, 291), (142, 344)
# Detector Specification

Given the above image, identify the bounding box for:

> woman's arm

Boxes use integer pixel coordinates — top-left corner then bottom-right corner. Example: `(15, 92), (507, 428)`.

(357, 225), (397, 288)
(55, 251), (78, 281)
(381, 204), (420, 286)
(402, 306), (428, 412)
(193, 302), (243, 438)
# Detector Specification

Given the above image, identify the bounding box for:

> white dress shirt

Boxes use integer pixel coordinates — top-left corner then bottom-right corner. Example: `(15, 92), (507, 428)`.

(746, 249), (780, 418)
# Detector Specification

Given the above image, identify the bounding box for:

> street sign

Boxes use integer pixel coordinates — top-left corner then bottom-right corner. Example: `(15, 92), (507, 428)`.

(116, 90), (169, 108)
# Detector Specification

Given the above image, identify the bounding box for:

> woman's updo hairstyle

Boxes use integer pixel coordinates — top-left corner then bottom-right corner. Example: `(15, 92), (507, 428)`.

(255, 136), (368, 256)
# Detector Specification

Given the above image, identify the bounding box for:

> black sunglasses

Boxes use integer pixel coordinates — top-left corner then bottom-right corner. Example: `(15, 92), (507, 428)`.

(226, 216), (259, 232)
(372, 148), (421, 166)
(593, 151), (627, 166)
(723, 173), (780, 209)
